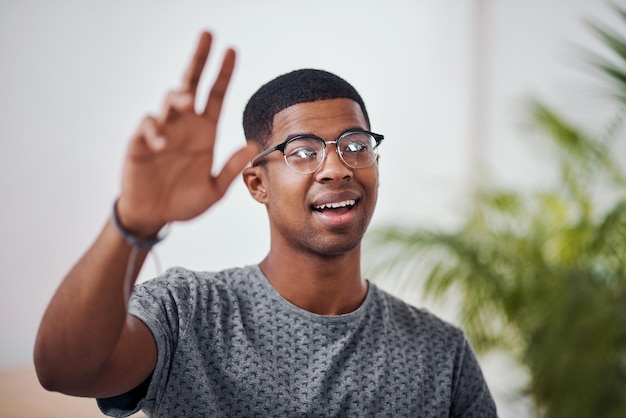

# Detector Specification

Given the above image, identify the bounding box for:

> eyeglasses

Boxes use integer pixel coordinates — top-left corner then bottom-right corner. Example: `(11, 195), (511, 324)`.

(251, 130), (384, 174)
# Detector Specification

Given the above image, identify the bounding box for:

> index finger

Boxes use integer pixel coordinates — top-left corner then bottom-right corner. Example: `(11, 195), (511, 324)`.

(181, 31), (213, 94)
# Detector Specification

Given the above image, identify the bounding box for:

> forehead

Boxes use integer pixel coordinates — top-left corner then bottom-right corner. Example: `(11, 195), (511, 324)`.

(270, 98), (368, 145)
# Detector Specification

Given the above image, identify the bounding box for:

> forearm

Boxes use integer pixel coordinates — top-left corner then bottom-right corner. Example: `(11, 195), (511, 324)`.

(34, 218), (149, 392)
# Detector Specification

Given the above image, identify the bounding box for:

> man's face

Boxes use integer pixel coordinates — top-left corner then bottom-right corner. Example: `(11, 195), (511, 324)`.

(258, 98), (379, 258)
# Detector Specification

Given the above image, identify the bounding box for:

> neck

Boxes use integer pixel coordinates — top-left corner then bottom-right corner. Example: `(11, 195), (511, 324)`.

(259, 246), (368, 316)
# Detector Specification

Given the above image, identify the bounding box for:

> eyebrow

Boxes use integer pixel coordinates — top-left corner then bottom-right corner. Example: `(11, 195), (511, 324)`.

(281, 126), (369, 143)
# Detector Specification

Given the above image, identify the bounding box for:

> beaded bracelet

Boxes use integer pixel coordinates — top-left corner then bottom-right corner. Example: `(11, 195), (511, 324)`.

(111, 199), (168, 250)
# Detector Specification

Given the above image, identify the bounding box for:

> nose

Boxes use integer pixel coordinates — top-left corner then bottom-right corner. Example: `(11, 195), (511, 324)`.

(315, 142), (352, 182)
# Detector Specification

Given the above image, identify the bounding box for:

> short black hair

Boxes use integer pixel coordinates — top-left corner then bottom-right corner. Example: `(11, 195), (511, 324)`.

(243, 69), (370, 146)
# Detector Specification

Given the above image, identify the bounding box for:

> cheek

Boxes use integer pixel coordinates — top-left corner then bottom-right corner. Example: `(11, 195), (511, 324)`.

(266, 170), (311, 208)
(362, 168), (379, 193)
(371, 180), (380, 208)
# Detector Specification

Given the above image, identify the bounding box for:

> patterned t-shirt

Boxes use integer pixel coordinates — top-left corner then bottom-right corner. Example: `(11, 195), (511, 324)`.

(98, 265), (497, 417)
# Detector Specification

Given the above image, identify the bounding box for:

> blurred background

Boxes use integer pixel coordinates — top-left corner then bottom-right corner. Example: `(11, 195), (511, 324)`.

(1, 0), (623, 416)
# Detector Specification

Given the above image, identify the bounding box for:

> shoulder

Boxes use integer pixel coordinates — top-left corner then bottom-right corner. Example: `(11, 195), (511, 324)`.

(130, 265), (262, 323)
(135, 265), (259, 296)
(129, 265), (263, 339)
(369, 283), (465, 346)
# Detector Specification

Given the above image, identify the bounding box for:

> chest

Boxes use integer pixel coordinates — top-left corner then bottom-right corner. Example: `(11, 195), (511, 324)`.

(158, 311), (456, 417)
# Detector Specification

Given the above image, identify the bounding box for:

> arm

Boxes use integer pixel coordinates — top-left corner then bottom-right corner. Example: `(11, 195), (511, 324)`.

(33, 32), (258, 398)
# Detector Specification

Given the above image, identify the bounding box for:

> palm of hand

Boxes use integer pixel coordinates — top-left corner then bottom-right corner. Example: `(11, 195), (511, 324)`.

(123, 113), (221, 226)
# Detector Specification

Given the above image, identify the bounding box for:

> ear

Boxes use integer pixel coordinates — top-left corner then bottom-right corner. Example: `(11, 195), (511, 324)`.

(242, 166), (268, 204)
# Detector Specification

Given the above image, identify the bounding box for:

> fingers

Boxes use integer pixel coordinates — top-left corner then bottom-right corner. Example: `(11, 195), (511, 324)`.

(159, 31), (213, 122)
(137, 116), (166, 152)
(181, 31), (213, 94)
(133, 34), (236, 159)
(157, 91), (195, 124)
(212, 143), (260, 198)
(160, 34), (234, 125)
(203, 48), (236, 120)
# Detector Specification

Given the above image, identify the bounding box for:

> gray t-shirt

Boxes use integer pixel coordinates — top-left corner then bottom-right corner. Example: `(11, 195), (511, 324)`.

(98, 265), (497, 417)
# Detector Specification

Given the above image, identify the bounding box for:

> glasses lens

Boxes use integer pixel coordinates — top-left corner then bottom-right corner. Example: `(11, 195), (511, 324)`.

(338, 132), (378, 168)
(284, 137), (325, 174)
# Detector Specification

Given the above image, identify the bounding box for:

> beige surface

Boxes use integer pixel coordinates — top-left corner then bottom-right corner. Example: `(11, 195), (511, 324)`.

(0, 364), (147, 417)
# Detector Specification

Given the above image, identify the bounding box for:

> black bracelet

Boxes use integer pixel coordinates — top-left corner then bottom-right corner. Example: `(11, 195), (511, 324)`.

(111, 199), (168, 250)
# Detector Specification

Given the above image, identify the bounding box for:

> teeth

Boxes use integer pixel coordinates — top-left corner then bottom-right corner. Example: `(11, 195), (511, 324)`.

(314, 199), (356, 210)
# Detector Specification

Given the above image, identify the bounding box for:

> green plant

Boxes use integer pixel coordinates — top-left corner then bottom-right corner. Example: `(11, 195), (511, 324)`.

(367, 6), (626, 418)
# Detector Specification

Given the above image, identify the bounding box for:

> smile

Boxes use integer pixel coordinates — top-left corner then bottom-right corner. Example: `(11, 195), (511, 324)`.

(313, 199), (356, 211)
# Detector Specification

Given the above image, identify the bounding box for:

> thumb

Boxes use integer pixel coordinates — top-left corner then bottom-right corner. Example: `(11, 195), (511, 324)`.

(212, 142), (260, 198)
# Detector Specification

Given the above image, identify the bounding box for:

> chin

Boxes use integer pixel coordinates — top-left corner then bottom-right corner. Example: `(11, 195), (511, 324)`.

(304, 235), (363, 258)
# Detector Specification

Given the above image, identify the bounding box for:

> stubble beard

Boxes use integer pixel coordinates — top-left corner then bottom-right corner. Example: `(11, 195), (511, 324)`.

(289, 217), (370, 259)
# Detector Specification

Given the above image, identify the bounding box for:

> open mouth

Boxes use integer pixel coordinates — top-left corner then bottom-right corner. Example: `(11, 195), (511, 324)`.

(313, 199), (357, 212)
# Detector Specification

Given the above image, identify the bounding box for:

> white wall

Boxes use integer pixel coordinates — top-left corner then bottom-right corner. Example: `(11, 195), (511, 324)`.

(0, 0), (616, 416)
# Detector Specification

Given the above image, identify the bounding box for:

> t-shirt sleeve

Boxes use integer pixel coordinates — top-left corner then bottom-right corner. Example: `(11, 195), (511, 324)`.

(450, 336), (499, 417)
(97, 268), (194, 417)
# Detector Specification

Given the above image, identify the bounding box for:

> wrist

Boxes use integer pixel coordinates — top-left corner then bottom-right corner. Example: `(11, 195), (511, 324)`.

(111, 199), (168, 250)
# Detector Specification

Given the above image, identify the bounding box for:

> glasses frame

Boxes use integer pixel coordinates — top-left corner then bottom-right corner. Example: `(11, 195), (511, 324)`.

(250, 129), (384, 174)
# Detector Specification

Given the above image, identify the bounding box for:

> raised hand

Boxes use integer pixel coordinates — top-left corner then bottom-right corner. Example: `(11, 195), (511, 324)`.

(117, 32), (258, 237)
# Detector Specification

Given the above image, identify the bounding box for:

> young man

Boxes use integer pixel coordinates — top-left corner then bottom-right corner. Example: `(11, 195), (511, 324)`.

(34, 32), (497, 417)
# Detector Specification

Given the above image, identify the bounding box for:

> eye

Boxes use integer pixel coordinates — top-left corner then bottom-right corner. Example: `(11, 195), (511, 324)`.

(289, 147), (318, 160)
(285, 137), (323, 162)
(342, 138), (372, 154)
